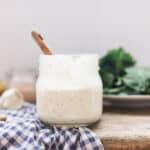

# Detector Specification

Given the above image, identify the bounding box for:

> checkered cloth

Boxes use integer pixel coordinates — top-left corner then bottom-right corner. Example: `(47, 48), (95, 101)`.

(0, 103), (104, 150)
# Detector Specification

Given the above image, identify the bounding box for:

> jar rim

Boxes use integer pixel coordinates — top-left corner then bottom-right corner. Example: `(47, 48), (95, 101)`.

(40, 53), (99, 58)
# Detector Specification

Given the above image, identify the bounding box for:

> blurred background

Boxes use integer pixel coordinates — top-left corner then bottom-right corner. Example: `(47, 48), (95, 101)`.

(0, 0), (150, 74)
(0, 0), (150, 101)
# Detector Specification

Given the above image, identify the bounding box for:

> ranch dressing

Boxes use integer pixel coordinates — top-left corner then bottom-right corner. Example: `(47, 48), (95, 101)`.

(36, 54), (103, 127)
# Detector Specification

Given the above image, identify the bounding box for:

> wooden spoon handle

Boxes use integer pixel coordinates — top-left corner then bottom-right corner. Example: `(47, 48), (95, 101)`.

(31, 31), (53, 55)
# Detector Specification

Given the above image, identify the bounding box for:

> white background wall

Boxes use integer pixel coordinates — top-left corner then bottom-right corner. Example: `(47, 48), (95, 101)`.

(0, 0), (150, 74)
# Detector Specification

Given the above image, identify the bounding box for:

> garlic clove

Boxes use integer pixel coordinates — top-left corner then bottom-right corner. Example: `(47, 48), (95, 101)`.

(1, 89), (24, 109)
(0, 113), (7, 121)
(0, 97), (4, 108)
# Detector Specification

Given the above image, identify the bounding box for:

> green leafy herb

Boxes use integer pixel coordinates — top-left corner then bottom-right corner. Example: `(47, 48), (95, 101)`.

(99, 47), (150, 95)
(99, 47), (135, 90)
(123, 67), (150, 94)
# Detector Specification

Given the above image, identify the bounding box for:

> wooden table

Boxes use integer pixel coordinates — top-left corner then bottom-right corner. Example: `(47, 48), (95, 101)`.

(90, 106), (150, 150)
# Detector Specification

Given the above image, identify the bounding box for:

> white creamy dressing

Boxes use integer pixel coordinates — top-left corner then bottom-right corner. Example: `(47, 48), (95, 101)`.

(36, 54), (103, 126)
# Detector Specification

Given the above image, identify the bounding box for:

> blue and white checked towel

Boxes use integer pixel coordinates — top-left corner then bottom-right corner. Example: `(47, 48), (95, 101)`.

(0, 103), (104, 150)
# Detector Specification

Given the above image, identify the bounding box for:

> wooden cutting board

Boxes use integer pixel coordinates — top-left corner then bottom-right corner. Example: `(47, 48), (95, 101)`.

(90, 106), (150, 150)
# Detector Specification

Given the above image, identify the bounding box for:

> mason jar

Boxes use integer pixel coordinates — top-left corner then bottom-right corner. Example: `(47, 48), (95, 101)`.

(36, 54), (103, 127)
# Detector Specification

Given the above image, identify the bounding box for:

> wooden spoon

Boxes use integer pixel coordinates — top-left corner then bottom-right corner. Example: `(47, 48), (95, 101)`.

(31, 31), (53, 55)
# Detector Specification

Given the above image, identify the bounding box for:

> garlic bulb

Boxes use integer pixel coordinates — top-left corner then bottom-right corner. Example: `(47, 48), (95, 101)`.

(0, 89), (24, 109)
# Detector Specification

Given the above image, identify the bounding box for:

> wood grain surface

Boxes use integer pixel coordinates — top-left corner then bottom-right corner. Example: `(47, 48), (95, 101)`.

(90, 106), (150, 150)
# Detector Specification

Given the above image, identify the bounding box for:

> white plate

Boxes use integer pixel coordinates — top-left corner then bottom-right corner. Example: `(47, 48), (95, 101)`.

(103, 95), (150, 107)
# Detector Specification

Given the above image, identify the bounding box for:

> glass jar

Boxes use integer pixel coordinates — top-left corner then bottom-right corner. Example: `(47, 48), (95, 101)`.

(36, 54), (103, 127)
